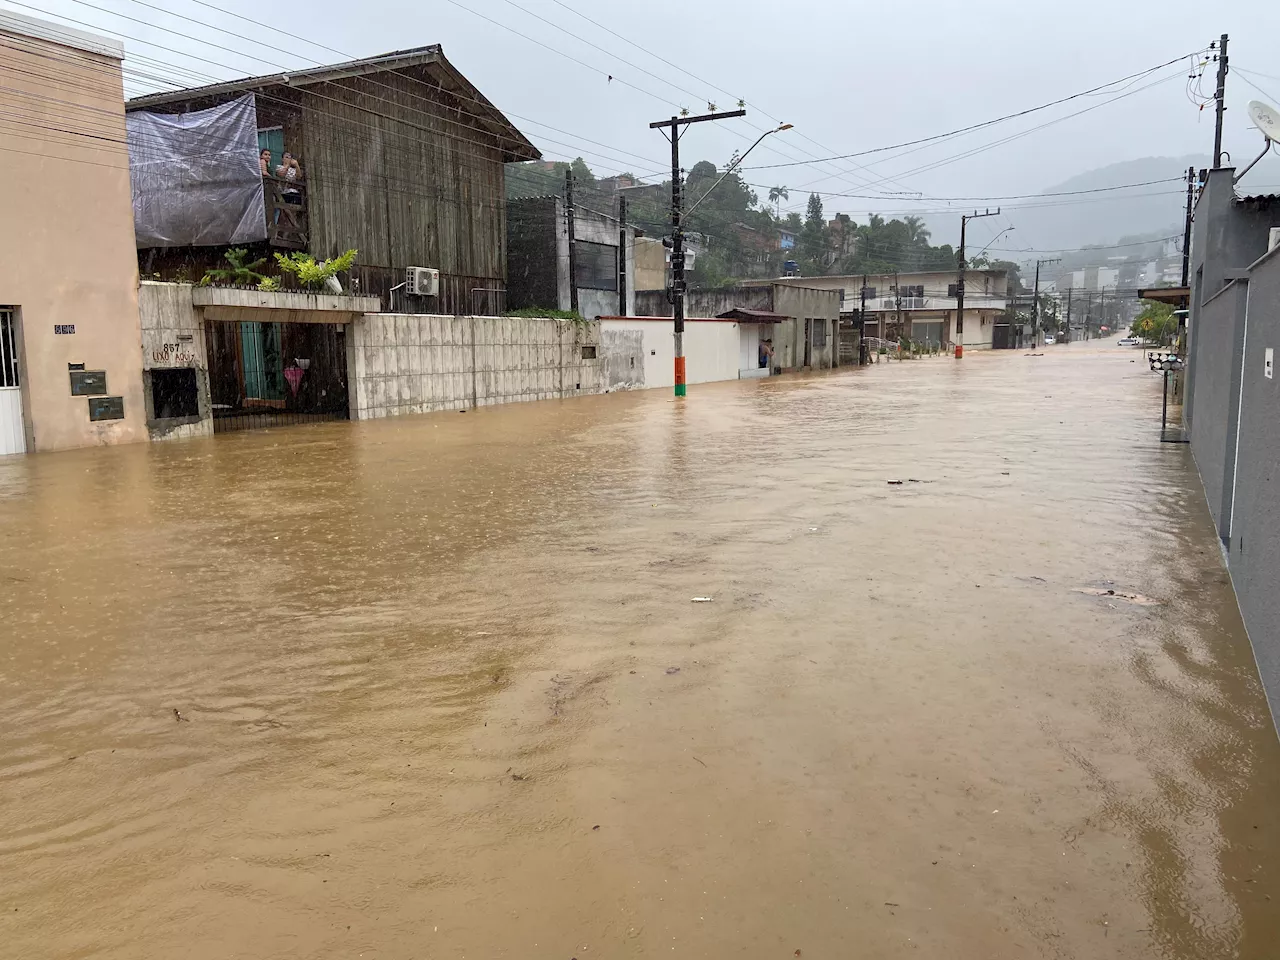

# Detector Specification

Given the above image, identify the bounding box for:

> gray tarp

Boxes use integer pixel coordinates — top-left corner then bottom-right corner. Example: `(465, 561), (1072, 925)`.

(127, 95), (267, 248)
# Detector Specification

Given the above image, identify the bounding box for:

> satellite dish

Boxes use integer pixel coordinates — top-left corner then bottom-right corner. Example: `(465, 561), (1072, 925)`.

(1248, 100), (1280, 142)
(1235, 101), (1280, 185)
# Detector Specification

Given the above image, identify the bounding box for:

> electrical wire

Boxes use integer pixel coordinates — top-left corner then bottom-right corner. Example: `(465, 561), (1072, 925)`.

(740, 50), (1209, 173)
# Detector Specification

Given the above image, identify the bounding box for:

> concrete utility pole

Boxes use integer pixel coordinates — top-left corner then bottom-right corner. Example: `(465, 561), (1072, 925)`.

(860, 273), (869, 360)
(1031, 258), (1060, 347)
(1064, 287), (1073, 344)
(649, 109), (747, 397)
(1212, 34), (1229, 169)
(1181, 166), (1195, 287)
(894, 271), (902, 345)
(617, 195), (628, 316)
(956, 208), (999, 358)
(565, 170), (579, 315)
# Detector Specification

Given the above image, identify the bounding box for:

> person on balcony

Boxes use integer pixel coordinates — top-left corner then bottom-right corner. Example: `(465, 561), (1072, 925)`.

(275, 152), (302, 204)
(259, 148), (272, 177)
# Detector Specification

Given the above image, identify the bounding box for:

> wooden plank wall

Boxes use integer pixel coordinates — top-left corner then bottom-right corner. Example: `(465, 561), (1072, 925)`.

(300, 67), (508, 298)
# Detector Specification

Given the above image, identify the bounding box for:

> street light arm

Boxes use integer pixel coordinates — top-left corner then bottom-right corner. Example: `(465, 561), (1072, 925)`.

(684, 123), (792, 219)
(973, 227), (1014, 260)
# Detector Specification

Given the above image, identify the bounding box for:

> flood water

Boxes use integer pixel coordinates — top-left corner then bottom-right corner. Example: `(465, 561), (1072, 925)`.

(2, 342), (1278, 959)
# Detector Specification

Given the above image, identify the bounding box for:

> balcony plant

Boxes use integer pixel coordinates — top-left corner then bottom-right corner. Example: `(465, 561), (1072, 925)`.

(274, 248), (358, 293)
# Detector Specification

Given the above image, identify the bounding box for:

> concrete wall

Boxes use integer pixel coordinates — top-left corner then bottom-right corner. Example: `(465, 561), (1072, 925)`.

(348, 314), (602, 418)
(1188, 281), (1249, 535)
(1228, 248), (1280, 726)
(1183, 173), (1280, 731)
(0, 12), (148, 452)
(599, 319), (746, 392)
(137, 282), (212, 441)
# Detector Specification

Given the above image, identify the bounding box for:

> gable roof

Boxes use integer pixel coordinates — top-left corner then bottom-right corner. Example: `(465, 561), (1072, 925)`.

(126, 45), (539, 163)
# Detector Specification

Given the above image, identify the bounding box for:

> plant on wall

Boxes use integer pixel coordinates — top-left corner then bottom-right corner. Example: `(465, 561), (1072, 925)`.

(200, 247), (269, 286)
(274, 248), (358, 291)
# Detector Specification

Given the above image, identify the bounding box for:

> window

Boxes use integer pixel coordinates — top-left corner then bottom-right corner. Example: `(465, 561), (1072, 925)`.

(150, 367), (200, 419)
(574, 241), (617, 291)
(947, 283), (959, 298)
(861, 286), (877, 300)
(984, 276), (990, 295)
(580, 345), (597, 359)
(813, 318), (828, 348)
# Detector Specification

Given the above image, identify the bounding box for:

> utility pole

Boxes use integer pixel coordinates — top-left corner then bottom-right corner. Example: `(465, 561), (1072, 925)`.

(956, 208), (1000, 358)
(894, 270), (902, 346)
(860, 273), (869, 362)
(565, 170), (579, 315)
(1064, 287), (1073, 344)
(1031, 258), (1060, 347)
(617, 194), (628, 316)
(1212, 34), (1229, 169)
(650, 109), (748, 397)
(1181, 166), (1195, 286)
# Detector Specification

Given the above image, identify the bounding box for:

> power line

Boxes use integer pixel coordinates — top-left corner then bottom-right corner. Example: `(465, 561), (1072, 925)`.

(740, 50), (1208, 172)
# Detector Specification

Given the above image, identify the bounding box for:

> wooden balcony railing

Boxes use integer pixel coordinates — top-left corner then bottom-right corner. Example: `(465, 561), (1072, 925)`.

(263, 177), (308, 250)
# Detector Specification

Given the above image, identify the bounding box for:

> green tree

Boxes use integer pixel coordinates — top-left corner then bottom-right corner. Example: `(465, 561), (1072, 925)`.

(798, 193), (826, 268)
(1132, 300), (1176, 345)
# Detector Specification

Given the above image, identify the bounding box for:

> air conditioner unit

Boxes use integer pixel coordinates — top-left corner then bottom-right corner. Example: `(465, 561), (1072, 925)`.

(406, 266), (439, 297)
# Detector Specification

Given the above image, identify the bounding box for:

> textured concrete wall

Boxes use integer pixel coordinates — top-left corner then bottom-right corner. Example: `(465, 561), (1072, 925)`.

(1188, 281), (1248, 533)
(1227, 249), (1280, 727)
(348, 314), (602, 419)
(137, 281), (213, 441)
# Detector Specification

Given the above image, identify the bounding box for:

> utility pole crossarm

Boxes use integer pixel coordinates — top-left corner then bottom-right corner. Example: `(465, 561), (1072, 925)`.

(649, 109), (747, 130)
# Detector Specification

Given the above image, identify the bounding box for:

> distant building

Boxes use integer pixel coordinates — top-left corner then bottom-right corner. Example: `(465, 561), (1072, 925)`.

(771, 269), (1010, 350)
(779, 229), (796, 251)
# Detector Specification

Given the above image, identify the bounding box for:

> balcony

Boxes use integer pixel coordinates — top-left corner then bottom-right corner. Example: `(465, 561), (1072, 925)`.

(264, 177), (308, 250)
(844, 295), (1008, 314)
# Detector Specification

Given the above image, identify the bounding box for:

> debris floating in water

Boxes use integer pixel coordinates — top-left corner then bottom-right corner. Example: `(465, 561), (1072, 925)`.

(691, 597), (714, 603)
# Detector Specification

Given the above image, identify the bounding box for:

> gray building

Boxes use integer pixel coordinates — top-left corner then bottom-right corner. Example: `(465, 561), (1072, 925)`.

(1184, 166), (1280, 728)
(506, 196), (637, 321)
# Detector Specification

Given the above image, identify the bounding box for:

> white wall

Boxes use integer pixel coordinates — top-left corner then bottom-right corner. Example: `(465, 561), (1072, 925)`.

(137, 281), (213, 440)
(599, 319), (745, 391)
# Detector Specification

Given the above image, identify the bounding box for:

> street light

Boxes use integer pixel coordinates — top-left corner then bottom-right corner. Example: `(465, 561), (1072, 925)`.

(685, 123), (793, 218)
(973, 226), (1014, 260)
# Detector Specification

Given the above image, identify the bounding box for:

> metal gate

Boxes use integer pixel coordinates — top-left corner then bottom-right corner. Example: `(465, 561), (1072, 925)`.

(205, 319), (349, 433)
(0, 309), (25, 455)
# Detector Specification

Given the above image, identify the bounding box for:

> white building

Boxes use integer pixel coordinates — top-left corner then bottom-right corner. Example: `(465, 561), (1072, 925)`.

(773, 269), (1010, 350)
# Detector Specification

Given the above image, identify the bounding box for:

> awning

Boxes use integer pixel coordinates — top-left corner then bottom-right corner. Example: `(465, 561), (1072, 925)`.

(1137, 286), (1190, 305)
(715, 308), (788, 323)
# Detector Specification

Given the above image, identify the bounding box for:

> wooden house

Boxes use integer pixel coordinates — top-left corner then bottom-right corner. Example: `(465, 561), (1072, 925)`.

(127, 45), (540, 315)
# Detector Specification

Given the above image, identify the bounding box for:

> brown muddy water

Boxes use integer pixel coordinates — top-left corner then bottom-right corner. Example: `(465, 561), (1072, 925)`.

(2, 343), (1278, 959)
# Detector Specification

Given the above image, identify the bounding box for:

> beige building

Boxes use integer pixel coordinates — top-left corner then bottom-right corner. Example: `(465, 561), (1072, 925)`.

(774, 269), (1010, 350)
(0, 11), (147, 454)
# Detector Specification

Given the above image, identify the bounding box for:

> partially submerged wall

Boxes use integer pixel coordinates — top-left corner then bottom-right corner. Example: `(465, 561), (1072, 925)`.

(347, 314), (602, 418)
(137, 281), (213, 441)
(1221, 250), (1280, 728)
(598, 318), (751, 391)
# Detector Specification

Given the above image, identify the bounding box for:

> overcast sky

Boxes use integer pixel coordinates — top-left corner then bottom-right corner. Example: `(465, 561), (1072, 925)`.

(22, 0), (1280, 249)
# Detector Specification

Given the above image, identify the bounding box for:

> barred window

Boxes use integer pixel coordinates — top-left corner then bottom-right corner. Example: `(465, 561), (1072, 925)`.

(813, 318), (828, 348)
(574, 241), (618, 291)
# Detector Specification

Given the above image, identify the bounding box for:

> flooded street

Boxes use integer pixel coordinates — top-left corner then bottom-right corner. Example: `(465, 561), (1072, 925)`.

(2, 343), (1278, 959)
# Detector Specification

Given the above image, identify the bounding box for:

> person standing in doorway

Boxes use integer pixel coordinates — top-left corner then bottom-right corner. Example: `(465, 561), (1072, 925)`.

(759, 338), (774, 370)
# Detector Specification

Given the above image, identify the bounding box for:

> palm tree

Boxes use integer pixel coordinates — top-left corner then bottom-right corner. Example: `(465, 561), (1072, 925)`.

(767, 185), (789, 218)
(903, 215), (930, 246)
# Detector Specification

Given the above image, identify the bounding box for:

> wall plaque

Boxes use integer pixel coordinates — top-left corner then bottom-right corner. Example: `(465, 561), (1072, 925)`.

(87, 396), (125, 421)
(70, 370), (107, 396)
